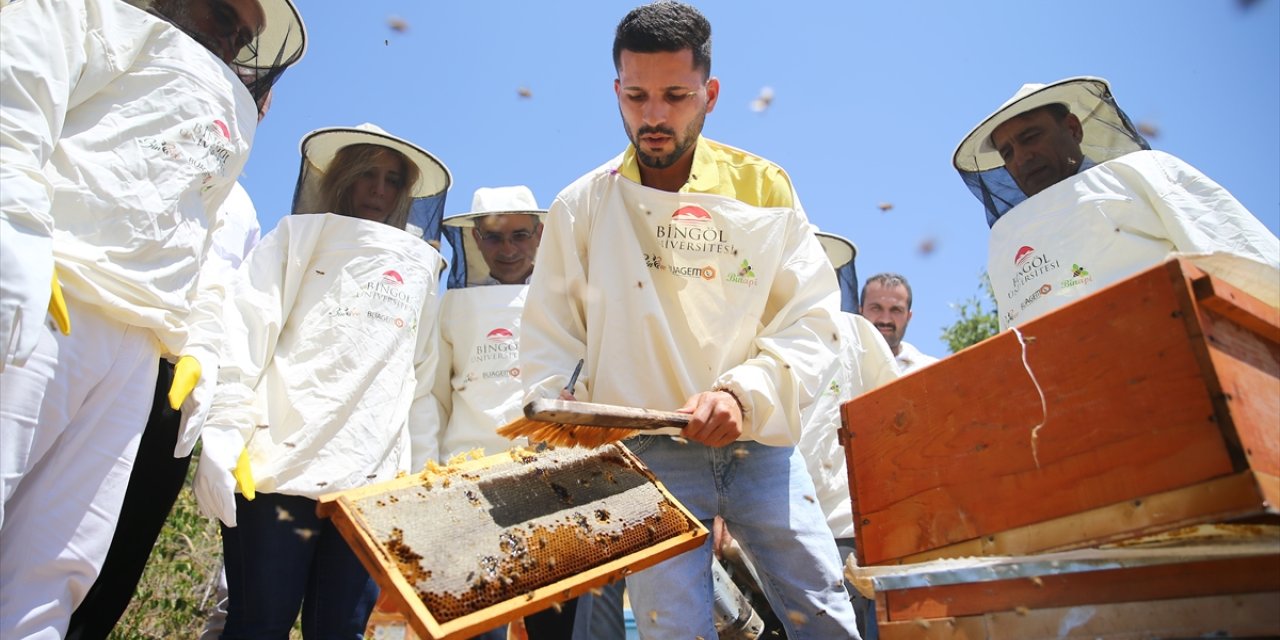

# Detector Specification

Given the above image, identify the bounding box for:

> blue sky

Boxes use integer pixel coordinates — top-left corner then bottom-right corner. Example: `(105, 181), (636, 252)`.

(242, 1), (1280, 358)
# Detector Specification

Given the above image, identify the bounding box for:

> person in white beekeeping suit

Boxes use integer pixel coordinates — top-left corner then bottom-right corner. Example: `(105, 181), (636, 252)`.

(521, 3), (860, 637)
(195, 123), (451, 637)
(0, 0), (305, 636)
(435, 186), (545, 462)
(71, 87), (285, 640)
(798, 231), (900, 640)
(953, 76), (1279, 329)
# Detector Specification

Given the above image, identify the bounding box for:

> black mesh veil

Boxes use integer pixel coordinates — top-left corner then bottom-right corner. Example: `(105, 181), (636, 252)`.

(953, 77), (1149, 227)
(292, 124), (452, 244)
(408, 195), (447, 247)
(815, 231), (859, 312)
(441, 224), (475, 290)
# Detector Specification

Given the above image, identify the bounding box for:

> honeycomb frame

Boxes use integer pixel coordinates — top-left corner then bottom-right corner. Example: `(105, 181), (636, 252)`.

(317, 443), (707, 640)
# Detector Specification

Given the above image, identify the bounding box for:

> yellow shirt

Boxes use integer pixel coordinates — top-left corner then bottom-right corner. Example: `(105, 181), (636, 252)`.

(617, 136), (800, 210)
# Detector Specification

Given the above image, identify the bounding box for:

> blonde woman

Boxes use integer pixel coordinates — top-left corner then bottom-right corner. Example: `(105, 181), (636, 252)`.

(196, 123), (450, 638)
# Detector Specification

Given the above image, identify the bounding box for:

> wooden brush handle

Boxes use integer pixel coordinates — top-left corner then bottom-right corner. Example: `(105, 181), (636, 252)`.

(524, 399), (691, 430)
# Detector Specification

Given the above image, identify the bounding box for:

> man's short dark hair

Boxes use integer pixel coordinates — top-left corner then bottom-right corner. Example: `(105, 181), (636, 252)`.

(860, 273), (913, 310)
(613, 2), (712, 77)
(1043, 103), (1070, 121)
(1020, 103), (1070, 123)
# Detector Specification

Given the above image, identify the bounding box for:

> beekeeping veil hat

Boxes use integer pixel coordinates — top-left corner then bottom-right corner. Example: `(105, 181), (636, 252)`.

(233, 0), (306, 102)
(293, 123), (452, 243)
(815, 230), (860, 312)
(953, 76), (1148, 227)
(443, 186), (547, 288)
(149, 0), (307, 103)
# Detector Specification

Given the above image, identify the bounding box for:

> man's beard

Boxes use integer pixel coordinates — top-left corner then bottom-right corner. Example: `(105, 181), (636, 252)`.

(627, 109), (706, 170)
(875, 323), (902, 349)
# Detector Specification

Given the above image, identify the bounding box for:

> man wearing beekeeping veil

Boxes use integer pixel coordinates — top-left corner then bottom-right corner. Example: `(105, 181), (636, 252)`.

(953, 76), (1279, 329)
(434, 186), (545, 462)
(0, 0), (305, 635)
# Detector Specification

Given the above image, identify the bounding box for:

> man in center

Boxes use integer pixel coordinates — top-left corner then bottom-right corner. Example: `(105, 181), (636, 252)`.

(520, 2), (861, 637)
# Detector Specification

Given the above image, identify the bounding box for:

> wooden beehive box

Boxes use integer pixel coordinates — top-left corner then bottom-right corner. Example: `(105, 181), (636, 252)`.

(848, 525), (1280, 639)
(841, 258), (1280, 567)
(317, 443), (707, 640)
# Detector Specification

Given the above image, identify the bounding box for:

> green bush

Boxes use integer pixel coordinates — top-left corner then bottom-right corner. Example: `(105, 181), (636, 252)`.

(940, 271), (1000, 354)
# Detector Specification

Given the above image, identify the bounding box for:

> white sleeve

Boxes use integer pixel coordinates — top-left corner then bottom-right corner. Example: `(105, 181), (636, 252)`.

(409, 283), (445, 471)
(182, 185), (262, 358)
(207, 223), (303, 439)
(714, 215), (842, 446)
(0, 0), (98, 366)
(171, 185), (264, 454)
(1128, 151), (1280, 305)
(847, 313), (902, 393)
(0, 0), (107, 240)
(429, 295), (455, 462)
(521, 195), (593, 403)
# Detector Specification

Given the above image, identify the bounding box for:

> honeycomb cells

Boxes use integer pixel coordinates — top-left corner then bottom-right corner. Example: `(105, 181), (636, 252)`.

(354, 444), (695, 623)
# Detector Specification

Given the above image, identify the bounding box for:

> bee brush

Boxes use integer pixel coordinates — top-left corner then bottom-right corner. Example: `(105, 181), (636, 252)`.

(497, 369), (691, 450)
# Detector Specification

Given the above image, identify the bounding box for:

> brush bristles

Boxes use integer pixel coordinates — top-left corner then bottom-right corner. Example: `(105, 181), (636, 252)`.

(496, 417), (638, 449)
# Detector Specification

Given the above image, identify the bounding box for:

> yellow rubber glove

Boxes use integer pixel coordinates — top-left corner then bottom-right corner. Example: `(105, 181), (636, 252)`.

(234, 446), (256, 501)
(168, 355), (201, 410)
(48, 271), (70, 336)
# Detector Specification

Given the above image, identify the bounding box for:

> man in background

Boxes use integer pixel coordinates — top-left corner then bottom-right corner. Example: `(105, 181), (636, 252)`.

(859, 273), (938, 374)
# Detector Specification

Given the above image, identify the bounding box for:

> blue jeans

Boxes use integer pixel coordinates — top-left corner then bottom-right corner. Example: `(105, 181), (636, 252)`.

(624, 437), (860, 639)
(221, 493), (379, 639)
(572, 580), (627, 640)
(836, 538), (878, 640)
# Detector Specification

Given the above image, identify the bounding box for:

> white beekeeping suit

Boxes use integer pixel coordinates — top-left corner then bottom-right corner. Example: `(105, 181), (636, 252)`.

(171, 181), (265, 458)
(523, 176), (840, 446)
(434, 186), (546, 461)
(798, 232), (900, 541)
(196, 123), (451, 526)
(0, 0), (305, 635)
(954, 76), (1279, 328)
(793, 231), (899, 640)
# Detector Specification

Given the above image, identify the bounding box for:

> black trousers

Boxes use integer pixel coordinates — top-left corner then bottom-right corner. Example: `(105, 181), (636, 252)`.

(522, 597), (578, 639)
(66, 360), (193, 640)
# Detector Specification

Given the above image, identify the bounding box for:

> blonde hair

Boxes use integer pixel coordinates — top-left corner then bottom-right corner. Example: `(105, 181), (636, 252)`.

(319, 144), (419, 229)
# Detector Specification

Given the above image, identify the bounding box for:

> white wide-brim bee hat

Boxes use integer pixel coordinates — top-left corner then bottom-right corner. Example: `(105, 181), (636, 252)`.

(442, 186), (547, 288)
(292, 123), (452, 242)
(232, 0), (307, 101)
(952, 76), (1148, 227)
